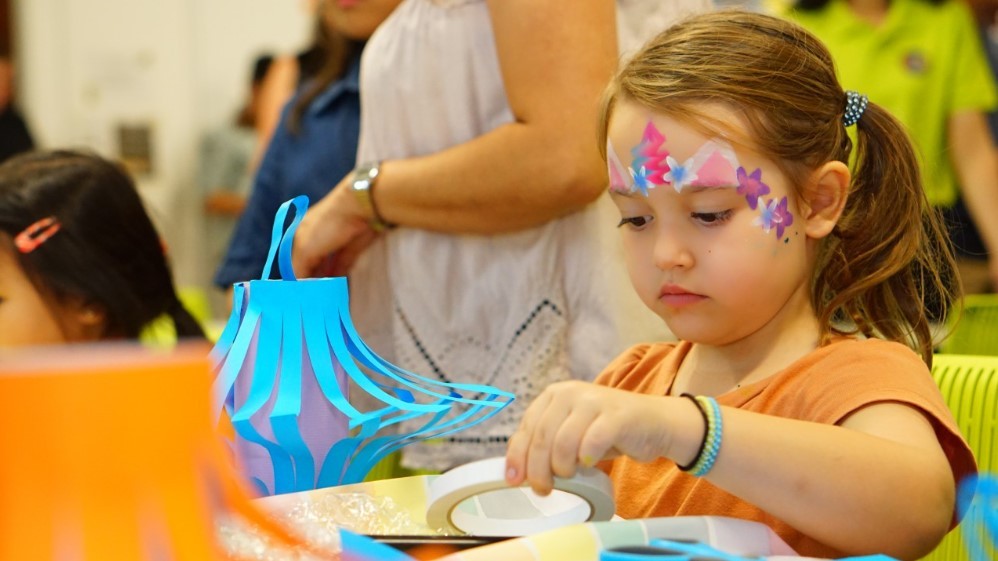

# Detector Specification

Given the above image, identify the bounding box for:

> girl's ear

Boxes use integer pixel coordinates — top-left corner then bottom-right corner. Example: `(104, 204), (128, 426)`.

(65, 301), (107, 342)
(802, 160), (849, 240)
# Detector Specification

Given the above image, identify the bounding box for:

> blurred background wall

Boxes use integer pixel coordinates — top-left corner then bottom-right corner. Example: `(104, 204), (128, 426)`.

(7, 0), (310, 301)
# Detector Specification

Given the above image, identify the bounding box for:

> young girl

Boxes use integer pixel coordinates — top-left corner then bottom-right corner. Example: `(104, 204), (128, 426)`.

(0, 150), (205, 347)
(505, 11), (972, 560)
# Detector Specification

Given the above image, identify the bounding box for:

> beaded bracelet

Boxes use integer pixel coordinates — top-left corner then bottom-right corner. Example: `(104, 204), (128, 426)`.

(677, 393), (709, 472)
(690, 396), (722, 477)
(676, 393), (722, 477)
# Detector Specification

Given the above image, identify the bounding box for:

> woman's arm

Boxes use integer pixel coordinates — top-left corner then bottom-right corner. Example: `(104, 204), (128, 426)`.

(293, 0), (619, 274)
(310, 0), (618, 232)
(949, 109), (998, 288)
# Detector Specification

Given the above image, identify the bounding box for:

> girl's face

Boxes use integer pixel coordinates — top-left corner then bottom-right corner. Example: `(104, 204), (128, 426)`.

(321, 0), (402, 40)
(607, 101), (818, 347)
(0, 244), (100, 348)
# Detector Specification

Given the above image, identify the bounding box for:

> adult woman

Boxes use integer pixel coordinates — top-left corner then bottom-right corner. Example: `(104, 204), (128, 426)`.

(292, 0), (679, 470)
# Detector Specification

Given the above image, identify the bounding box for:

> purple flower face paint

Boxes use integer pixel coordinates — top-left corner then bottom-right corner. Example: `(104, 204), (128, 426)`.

(772, 196), (794, 239)
(736, 167), (770, 210)
(753, 196), (794, 239)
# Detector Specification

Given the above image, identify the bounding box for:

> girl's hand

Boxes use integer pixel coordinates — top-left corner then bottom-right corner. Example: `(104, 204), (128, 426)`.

(505, 381), (692, 495)
(292, 177), (377, 278)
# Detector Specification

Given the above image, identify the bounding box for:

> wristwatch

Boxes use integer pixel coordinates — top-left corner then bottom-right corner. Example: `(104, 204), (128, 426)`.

(349, 161), (395, 231)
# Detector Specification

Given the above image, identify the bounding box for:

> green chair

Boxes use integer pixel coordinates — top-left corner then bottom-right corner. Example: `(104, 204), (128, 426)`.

(921, 354), (998, 561)
(939, 294), (998, 356)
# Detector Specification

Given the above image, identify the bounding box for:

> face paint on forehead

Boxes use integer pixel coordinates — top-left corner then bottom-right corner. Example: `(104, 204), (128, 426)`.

(608, 120), (742, 195)
(629, 122), (671, 196)
(607, 139), (632, 195)
(664, 139), (740, 193)
(609, 119), (795, 242)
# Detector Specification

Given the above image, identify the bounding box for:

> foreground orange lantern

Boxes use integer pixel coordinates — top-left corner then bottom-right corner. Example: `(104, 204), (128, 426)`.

(0, 343), (320, 560)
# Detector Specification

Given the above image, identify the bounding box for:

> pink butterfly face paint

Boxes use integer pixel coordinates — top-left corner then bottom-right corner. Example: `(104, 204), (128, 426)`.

(608, 119), (794, 241)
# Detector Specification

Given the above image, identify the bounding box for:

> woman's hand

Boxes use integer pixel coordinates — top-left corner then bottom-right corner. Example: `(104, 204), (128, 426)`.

(504, 381), (698, 495)
(292, 176), (379, 278)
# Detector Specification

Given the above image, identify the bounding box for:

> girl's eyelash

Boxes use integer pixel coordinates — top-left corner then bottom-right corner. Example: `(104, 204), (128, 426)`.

(691, 210), (733, 225)
(617, 216), (651, 229)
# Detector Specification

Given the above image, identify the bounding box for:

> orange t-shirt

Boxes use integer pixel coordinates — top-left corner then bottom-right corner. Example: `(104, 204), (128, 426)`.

(596, 338), (975, 558)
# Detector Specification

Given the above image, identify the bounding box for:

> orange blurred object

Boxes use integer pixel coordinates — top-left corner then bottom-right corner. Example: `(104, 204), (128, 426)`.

(0, 343), (322, 560)
(404, 544), (460, 560)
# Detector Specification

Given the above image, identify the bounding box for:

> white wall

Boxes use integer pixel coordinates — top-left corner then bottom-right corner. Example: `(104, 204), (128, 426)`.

(12, 0), (310, 303)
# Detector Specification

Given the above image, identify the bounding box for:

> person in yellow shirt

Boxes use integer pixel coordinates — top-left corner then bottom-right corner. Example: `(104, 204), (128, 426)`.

(785, 0), (998, 294)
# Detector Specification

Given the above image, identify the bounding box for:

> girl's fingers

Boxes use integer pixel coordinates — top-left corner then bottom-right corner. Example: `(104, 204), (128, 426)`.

(577, 414), (620, 467)
(551, 408), (599, 478)
(505, 389), (554, 485)
(524, 391), (578, 495)
(505, 426), (532, 486)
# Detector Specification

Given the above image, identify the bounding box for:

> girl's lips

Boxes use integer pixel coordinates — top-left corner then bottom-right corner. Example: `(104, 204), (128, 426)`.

(659, 285), (706, 308)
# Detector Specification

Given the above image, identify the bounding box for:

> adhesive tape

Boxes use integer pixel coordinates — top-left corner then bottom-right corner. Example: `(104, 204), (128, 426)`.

(425, 456), (615, 536)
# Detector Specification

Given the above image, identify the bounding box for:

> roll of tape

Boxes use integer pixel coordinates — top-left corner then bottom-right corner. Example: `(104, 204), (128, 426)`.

(426, 456), (615, 536)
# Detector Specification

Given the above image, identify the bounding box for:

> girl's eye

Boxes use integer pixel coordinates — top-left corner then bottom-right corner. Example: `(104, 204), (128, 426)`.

(691, 210), (733, 226)
(617, 216), (652, 229)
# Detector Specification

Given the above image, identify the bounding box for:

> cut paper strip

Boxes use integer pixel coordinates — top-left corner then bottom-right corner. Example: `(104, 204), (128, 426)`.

(211, 196), (515, 496)
(425, 456), (615, 536)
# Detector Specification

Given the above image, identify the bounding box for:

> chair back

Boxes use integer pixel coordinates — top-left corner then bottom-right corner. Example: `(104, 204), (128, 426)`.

(921, 354), (998, 561)
(940, 294), (998, 356)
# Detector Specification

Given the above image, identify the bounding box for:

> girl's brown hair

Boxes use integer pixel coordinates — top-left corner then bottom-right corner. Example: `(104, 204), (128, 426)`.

(598, 10), (959, 365)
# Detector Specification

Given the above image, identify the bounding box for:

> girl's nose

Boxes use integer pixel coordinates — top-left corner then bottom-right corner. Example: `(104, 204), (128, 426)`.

(652, 223), (694, 271)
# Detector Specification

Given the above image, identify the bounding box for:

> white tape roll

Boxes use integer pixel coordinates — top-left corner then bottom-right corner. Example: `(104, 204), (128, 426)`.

(425, 456), (615, 536)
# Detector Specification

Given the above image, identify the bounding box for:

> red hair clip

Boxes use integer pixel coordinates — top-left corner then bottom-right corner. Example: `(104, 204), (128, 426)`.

(14, 216), (62, 254)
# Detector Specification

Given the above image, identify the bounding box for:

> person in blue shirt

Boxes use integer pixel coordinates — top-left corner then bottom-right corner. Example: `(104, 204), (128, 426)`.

(214, 0), (400, 288)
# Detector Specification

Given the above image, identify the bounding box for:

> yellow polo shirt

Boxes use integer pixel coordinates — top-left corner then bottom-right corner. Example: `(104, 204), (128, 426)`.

(784, 0), (997, 207)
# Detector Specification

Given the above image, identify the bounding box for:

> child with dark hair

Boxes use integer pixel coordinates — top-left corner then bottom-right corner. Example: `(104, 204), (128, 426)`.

(505, 11), (972, 560)
(0, 150), (205, 347)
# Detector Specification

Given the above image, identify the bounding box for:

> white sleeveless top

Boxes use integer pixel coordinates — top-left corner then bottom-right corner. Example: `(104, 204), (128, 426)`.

(349, 0), (704, 470)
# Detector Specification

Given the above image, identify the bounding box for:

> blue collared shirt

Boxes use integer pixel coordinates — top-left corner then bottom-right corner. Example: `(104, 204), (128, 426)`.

(214, 55), (361, 288)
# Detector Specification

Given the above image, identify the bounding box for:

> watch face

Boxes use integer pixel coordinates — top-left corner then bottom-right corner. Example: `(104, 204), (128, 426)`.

(350, 162), (393, 230)
(353, 163), (380, 190)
